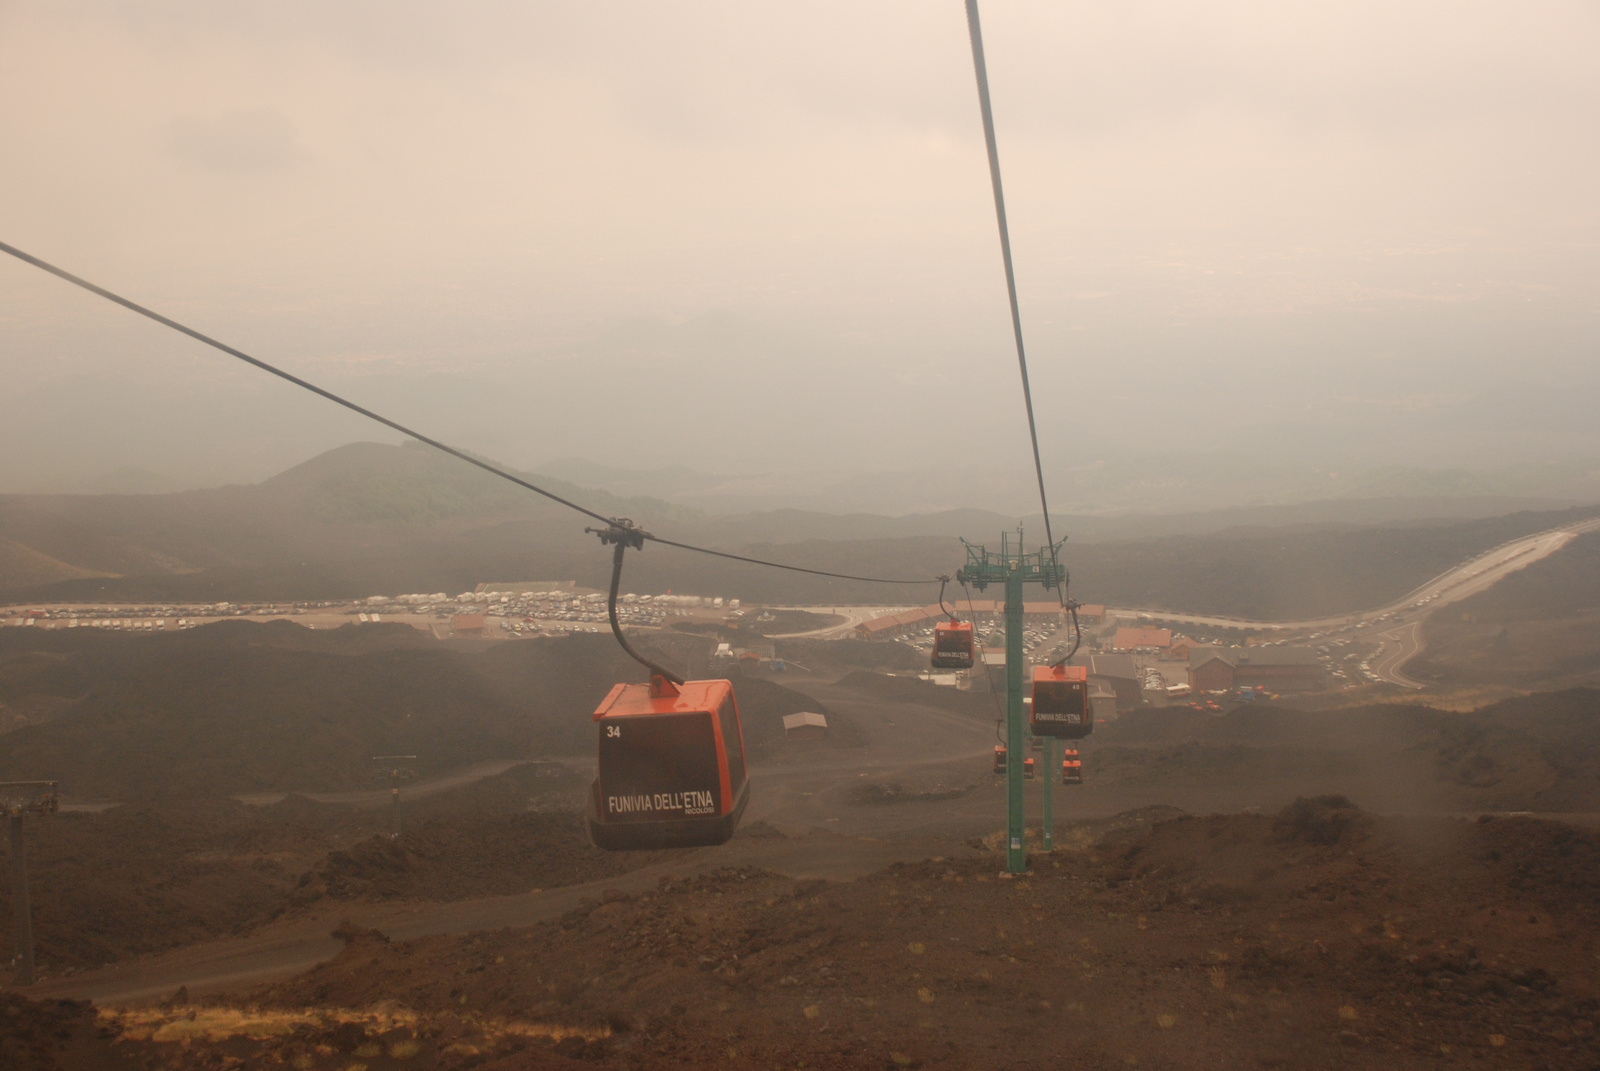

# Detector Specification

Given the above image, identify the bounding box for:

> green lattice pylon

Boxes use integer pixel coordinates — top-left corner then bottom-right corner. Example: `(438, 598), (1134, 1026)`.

(957, 531), (1065, 874)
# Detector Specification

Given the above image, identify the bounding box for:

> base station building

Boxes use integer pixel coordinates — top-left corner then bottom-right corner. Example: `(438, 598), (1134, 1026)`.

(1188, 647), (1323, 693)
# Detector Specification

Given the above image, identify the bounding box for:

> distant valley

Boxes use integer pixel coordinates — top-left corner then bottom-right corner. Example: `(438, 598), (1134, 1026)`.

(3, 440), (1599, 620)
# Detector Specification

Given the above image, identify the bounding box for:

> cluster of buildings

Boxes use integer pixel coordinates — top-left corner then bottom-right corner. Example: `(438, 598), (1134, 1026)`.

(1106, 625), (1323, 694)
(348, 585), (738, 637)
(3, 582), (743, 641)
(3, 602), (303, 631)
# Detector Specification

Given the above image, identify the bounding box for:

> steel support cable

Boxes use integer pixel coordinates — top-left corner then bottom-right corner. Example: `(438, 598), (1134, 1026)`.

(962, 0), (1066, 601)
(645, 534), (933, 585)
(937, 574), (958, 620)
(0, 240), (614, 528)
(962, 577), (1007, 745)
(596, 531), (684, 685)
(0, 239), (937, 587)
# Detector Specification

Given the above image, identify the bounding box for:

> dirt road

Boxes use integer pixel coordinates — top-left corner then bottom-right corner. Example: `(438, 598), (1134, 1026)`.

(233, 760), (535, 808)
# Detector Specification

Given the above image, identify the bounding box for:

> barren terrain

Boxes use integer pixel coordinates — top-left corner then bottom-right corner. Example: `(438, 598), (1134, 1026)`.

(1416, 532), (1600, 692)
(5, 582), (1600, 1068)
(11, 801), (1600, 1070)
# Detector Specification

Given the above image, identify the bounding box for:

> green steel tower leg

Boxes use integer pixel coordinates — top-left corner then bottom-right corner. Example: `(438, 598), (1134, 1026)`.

(957, 534), (1064, 876)
(1042, 735), (1056, 851)
(1005, 563), (1026, 873)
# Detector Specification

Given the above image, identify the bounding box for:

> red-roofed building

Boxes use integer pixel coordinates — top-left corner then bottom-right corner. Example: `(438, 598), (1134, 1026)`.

(1188, 647), (1324, 692)
(1111, 626), (1172, 652)
(1167, 635), (1217, 661)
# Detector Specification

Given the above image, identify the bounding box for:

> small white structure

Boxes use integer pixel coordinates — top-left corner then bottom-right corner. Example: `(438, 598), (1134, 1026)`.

(782, 711), (829, 740)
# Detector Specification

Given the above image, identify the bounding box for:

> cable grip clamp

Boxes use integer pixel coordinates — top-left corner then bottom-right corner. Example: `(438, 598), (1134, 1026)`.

(586, 518), (650, 550)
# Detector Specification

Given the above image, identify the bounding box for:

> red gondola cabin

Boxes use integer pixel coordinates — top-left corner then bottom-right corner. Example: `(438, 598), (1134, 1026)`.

(993, 745), (1007, 774)
(1031, 665), (1091, 739)
(1061, 748), (1082, 785)
(931, 620), (975, 670)
(1023, 756), (1036, 779)
(586, 676), (749, 851)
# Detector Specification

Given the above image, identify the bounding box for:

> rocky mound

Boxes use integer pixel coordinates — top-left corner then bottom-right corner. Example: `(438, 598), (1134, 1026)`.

(292, 813), (649, 905)
(0, 765), (652, 972)
(0, 993), (103, 1071)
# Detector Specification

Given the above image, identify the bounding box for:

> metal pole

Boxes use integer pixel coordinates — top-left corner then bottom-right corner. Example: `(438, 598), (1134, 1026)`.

(1042, 736), (1056, 852)
(9, 815), (34, 986)
(373, 757), (415, 840)
(1005, 560), (1026, 874)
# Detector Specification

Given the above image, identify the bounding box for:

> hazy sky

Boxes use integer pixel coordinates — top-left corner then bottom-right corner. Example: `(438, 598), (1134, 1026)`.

(3, 1), (1597, 505)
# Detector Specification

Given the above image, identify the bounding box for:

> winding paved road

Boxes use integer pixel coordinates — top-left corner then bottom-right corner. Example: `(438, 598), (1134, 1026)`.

(790, 516), (1600, 688)
(1113, 517), (1600, 687)
(1107, 516), (1600, 637)
(769, 517), (1600, 661)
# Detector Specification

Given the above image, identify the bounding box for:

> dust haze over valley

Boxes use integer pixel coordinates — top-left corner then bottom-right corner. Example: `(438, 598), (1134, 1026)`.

(5, 3), (1600, 1070)
(4, 1), (1600, 505)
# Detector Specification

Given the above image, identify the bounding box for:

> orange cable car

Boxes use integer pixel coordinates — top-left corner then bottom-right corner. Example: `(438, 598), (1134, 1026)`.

(1023, 756), (1036, 780)
(1061, 748), (1083, 785)
(587, 673), (749, 851)
(931, 619), (975, 670)
(1031, 664), (1092, 739)
(993, 744), (1007, 774)
(585, 522), (752, 851)
(931, 575), (975, 671)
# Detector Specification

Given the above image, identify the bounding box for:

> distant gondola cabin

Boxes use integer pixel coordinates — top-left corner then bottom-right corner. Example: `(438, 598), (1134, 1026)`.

(931, 620), (975, 669)
(1031, 664), (1092, 739)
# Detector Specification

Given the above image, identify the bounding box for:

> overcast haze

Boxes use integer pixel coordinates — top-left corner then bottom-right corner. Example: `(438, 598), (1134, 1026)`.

(3, 1), (1598, 512)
